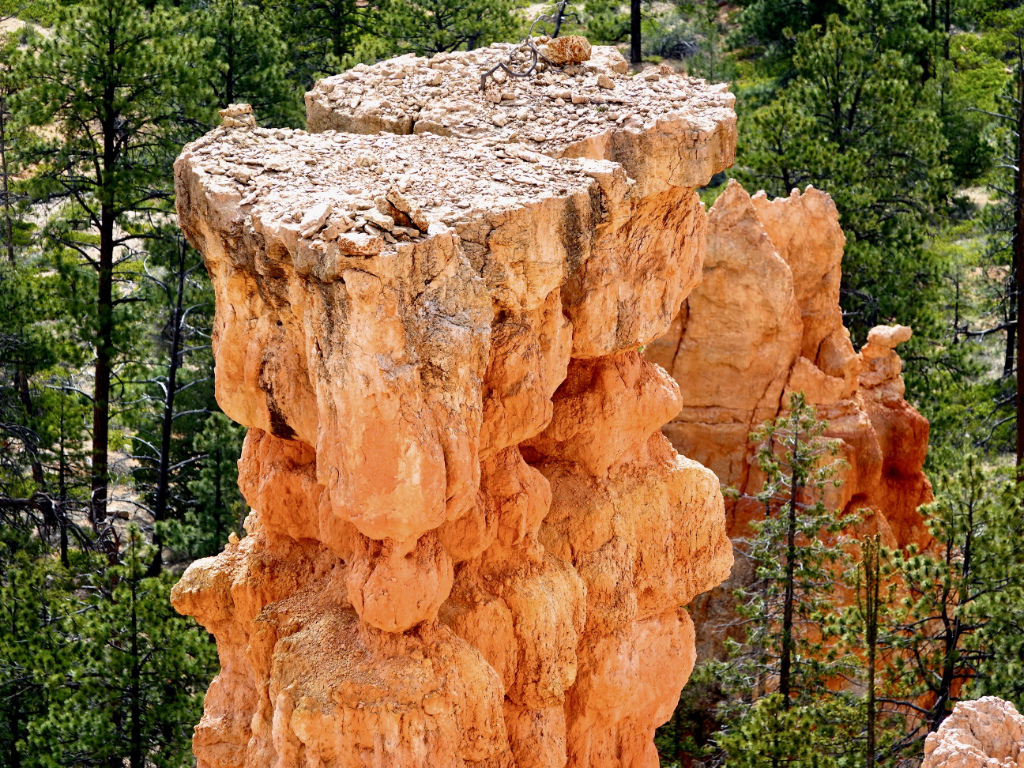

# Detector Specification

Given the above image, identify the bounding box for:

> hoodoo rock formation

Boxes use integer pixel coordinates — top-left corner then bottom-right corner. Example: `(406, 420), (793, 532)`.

(171, 42), (736, 768)
(922, 697), (1024, 768)
(645, 180), (933, 658)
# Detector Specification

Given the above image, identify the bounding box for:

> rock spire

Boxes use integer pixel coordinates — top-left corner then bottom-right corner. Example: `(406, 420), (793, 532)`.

(923, 697), (1024, 768)
(645, 180), (933, 659)
(171, 42), (736, 767)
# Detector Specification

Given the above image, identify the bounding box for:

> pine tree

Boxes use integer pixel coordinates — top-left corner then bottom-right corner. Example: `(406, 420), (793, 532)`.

(197, 0), (302, 127)
(0, 30), (29, 266)
(630, 0), (641, 63)
(379, 0), (521, 56)
(0, 197), (93, 560)
(694, 394), (861, 766)
(836, 534), (915, 768)
(0, 30), (49, 523)
(14, 0), (213, 531)
(129, 233), (212, 573)
(180, 412), (247, 558)
(732, 0), (843, 72)
(34, 528), (217, 768)
(129, 230), (246, 572)
(716, 692), (862, 768)
(267, 0), (380, 87)
(971, 9), (1024, 465)
(0, 528), (70, 768)
(856, 536), (883, 768)
(731, 392), (850, 707)
(879, 454), (1024, 745)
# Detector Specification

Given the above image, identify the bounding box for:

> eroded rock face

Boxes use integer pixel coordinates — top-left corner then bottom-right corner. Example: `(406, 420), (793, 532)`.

(645, 180), (933, 659)
(172, 44), (735, 768)
(923, 697), (1024, 768)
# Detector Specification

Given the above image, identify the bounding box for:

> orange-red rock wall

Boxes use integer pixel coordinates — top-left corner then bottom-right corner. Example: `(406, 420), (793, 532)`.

(645, 181), (933, 659)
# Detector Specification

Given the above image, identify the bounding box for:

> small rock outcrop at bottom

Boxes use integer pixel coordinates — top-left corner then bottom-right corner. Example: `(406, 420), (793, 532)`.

(923, 698), (1024, 768)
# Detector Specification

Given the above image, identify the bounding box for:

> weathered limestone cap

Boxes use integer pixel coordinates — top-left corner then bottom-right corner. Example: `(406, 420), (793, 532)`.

(305, 42), (736, 195)
(177, 127), (614, 279)
(174, 124), (644, 327)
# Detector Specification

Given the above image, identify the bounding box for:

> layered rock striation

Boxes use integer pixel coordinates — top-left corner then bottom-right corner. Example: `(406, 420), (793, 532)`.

(645, 180), (932, 658)
(171, 43), (735, 768)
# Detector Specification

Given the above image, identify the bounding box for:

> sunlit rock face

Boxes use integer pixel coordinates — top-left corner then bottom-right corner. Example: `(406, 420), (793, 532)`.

(646, 180), (933, 660)
(922, 697), (1024, 768)
(171, 44), (736, 768)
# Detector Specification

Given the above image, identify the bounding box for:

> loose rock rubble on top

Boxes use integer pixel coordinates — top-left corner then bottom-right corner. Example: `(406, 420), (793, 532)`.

(178, 124), (612, 262)
(305, 40), (734, 156)
(180, 43), (737, 269)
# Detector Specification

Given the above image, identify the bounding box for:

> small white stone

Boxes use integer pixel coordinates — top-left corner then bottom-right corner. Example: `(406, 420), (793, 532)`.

(299, 201), (332, 237)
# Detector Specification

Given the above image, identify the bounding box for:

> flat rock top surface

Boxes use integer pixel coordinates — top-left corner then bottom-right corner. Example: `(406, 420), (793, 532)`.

(306, 42), (734, 156)
(179, 125), (608, 254)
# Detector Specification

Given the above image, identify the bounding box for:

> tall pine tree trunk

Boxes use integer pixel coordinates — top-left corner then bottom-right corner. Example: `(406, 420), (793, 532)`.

(943, 0), (950, 61)
(1005, 278), (1016, 379)
(630, 0), (641, 64)
(59, 392), (69, 567)
(93, 205), (114, 530)
(224, 0), (235, 106)
(0, 91), (13, 265)
(779, 422), (801, 709)
(129, 551), (143, 768)
(864, 536), (880, 768)
(148, 242), (187, 576)
(1015, 54), (1024, 474)
(92, 83), (117, 531)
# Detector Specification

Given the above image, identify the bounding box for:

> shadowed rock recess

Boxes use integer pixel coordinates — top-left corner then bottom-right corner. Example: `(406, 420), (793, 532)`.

(170, 41), (736, 768)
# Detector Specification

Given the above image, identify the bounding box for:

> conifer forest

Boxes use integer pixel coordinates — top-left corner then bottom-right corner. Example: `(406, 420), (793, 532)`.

(3, 0), (1024, 766)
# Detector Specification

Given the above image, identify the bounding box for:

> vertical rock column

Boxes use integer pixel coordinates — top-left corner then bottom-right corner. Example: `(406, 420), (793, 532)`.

(647, 180), (932, 546)
(172, 41), (736, 768)
(646, 180), (933, 661)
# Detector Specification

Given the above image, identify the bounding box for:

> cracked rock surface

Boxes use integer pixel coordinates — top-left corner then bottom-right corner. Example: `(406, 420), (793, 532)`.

(172, 45), (735, 768)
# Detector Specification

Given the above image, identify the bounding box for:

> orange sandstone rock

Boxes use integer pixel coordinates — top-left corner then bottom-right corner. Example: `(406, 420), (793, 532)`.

(172, 43), (735, 768)
(646, 181), (932, 660)
(537, 35), (592, 66)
